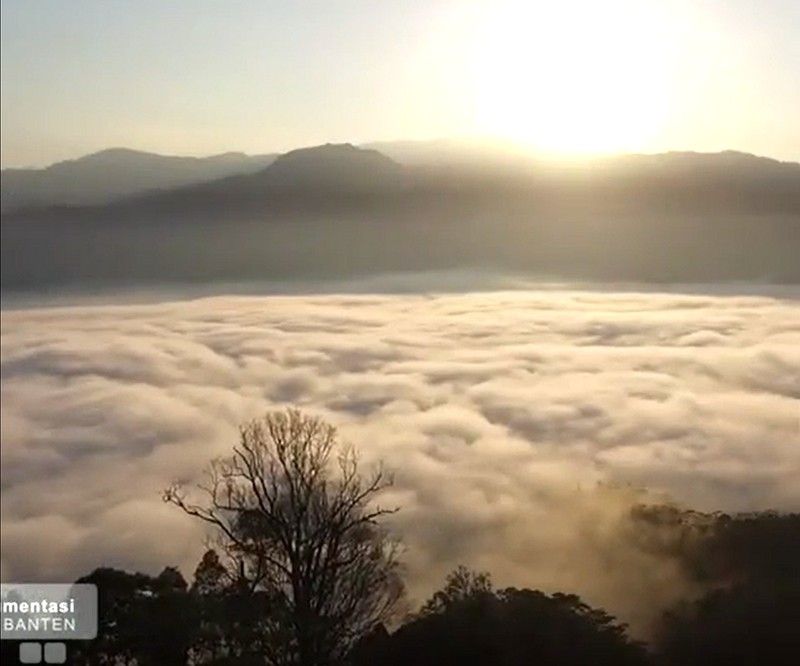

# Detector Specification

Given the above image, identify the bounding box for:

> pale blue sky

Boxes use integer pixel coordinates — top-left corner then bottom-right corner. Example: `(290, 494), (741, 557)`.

(2, 0), (799, 167)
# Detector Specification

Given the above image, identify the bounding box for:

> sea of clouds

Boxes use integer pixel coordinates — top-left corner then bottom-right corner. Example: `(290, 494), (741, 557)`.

(2, 287), (799, 632)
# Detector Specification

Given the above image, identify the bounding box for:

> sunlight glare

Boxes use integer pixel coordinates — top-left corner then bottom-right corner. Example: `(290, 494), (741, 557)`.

(474, 0), (677, 156)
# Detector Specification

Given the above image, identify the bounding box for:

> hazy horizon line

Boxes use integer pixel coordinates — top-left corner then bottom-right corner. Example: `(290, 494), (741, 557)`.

(3, 135), (799, 171)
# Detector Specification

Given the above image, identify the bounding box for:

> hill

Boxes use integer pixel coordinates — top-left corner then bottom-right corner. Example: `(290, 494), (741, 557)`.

(1, 147), (276, 211)
(2, 144), (798, 290)
(264, 143), (405, 190)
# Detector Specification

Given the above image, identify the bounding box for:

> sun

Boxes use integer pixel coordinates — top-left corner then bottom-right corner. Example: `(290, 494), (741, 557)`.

(473, 0), (675, 156)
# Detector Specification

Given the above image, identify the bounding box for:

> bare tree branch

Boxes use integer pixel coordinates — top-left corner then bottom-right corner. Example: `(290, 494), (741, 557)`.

(164, 408), (404, 666)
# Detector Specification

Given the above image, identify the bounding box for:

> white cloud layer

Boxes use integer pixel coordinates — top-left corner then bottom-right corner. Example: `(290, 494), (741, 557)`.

(2, 288), (799, 632)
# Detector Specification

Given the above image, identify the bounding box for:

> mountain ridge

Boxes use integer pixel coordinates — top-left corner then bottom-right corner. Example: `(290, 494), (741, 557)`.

(4, 142), (798, 215)
(1, 148), (277, 211)
(2, 141), (798, 289)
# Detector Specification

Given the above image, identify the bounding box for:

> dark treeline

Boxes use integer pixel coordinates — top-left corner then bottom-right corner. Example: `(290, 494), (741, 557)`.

(3, 409), (797, 665)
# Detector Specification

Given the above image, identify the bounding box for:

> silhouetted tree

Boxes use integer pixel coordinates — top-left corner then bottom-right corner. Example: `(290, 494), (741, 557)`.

(70, 566), (199, 665)
(25, 506), (798, 665)
(417, 565), (493, 616)
(193, 549), (230, 596)
(189, 549), (277, 664)
(164, 409), (404, 666)
(351, 567), (649, 666)
(629, 506), (800, 587)
(649, 510), (800, 665)
(657, 582), (800, 666)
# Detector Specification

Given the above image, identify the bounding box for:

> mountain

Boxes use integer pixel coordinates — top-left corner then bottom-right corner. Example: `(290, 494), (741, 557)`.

(66, 143), (411, 216)
(1, 148), (276, 211)
(2, 144), (798, 290)
(263, 143), (405, 190)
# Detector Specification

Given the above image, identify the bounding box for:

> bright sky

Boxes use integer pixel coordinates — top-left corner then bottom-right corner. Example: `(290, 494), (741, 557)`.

(2, 0), (798, 167)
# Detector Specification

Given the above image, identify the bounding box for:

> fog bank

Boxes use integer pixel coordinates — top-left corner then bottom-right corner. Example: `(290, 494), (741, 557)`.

(2, 288), (798, 633)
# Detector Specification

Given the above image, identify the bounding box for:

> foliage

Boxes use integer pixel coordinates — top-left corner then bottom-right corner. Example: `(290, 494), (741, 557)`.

(647, 510), (800, 665)
(70, 566), (198, 665)
(352, 567), (649, 666)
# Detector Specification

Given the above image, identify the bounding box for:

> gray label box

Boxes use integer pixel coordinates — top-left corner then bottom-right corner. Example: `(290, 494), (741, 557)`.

(1, 584), (97, 640)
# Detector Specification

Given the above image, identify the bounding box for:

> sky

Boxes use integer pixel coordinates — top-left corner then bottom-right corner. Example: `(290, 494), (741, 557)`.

(1, 0), (799, 167)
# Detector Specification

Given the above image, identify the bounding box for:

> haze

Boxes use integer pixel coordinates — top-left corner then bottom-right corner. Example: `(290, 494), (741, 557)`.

(2, 0), (799, 167)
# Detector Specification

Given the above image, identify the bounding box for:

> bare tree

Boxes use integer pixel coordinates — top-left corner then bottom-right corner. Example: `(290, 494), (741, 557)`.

(164, 409), (404, 666)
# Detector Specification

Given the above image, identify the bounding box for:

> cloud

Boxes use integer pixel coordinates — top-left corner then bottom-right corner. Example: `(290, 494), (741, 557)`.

(2, 288), (799, 634)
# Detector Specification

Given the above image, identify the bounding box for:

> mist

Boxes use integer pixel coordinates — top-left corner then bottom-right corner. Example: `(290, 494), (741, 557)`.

(2, 286), (798, 635)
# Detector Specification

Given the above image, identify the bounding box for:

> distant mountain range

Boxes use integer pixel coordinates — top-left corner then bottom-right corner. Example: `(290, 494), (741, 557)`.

(2, 142), (799, 290)
(1, 148), (276, 211)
